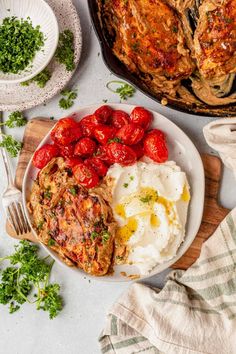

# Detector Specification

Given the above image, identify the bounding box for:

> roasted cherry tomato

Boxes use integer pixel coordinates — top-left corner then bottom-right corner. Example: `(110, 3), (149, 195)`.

(65, 157), (83, 169)
(146, 129), (166, 140)
(107, 142), (137, 166)
(95, 145), (112, 165)
(110, 110), (130, 129)
(79, 115), (101, 137)
(50, 117), (82, 146)
(116, 123), (144, 145)
(94, 125), (117, 145)
(73, 163), (99, 188)
(84, 157), (108, 177)
(58, 143), (75, 158)
(130, 107), (153, 130)
(32, 144), (59, 169)
(143, 133), (168, 163)
(94, 105), (113, 123)
(74, 137), (97, 157)
(132, 142), (144, 159)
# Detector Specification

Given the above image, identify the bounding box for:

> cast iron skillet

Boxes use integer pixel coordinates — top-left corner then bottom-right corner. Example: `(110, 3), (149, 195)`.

(88, 0), (236, 117)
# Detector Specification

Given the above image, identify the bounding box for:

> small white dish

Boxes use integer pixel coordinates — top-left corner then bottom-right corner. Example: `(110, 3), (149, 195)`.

(23, 104), (205, 282)
(0, 0), (59, 84)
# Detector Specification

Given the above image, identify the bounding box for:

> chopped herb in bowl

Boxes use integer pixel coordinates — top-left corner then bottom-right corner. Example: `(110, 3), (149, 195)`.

(0, 17), (45, 74)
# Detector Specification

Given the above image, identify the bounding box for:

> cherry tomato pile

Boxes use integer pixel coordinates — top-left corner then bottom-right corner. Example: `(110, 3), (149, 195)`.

(32, 106), (168, 188)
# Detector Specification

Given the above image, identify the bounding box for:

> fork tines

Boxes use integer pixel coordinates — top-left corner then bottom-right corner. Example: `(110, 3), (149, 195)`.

(7, 202), (31, 235)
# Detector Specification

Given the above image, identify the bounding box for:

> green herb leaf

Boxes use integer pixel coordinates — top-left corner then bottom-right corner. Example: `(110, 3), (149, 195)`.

(108, 137), (122, 143)
(0, 240), (63, 319)
(140, 195), (152, 203)
(102, 231), (110, 244)
(4, 111), (27, 128)
(47, 239), (56, 247)
(0, 135), (22, 157)
(0, 17), (44, 74)
(69, 186), (78, 196)
(123, 183), (129, 188)
(106, 81), (135, 100)
(55, 30), (75, 72)
(21, 68), (51, 88)
(59, 89), (77, 110)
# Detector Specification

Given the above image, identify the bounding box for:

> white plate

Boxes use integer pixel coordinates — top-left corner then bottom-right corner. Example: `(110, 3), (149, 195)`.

(0, 0), (59, 84)
(23, 104), (205, 282)
(0, 0), (82, 111)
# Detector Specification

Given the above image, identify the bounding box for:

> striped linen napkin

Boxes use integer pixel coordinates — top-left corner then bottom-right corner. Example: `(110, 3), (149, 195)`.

(99, 119), (236, 354)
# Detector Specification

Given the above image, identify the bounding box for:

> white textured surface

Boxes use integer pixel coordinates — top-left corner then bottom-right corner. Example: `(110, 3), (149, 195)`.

(0, 0), (59, 83)
(0, 0), (82, 110)
(0, 1), (235, 354)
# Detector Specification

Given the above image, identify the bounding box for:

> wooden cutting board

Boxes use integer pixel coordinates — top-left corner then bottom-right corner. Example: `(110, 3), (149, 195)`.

(6, 118), (230, 270)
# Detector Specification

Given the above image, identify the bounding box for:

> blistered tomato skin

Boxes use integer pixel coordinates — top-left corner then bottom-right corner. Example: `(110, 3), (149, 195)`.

(94, 105), (113, 123)
(58, 144), (75, 158)
(110, 110), (130, 129)
(94, 125), (117, 145)
(84, 157), (108, 177)
(116, 123), (144, 145)
(74, 137), (97, 157)
(130, 107), (153, 130)
(50, 118), (82, 146)
(144, 133), (168, 163)
(147, 129), (166, 140)
(73, 163), (99, 188)
(65, 157), (83, 169)
(79, 115), (101, 137)
(107, 142), (137, 166)
(95, 145), (113, 165)
(33, 144), (59, 169)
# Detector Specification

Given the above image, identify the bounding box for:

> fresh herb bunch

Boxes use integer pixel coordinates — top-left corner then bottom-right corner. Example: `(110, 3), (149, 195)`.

(0, 240), (63, 319)
(59, 89), (77, 110)
(55, 30), (75, 72)
(0, 17), (44, 74)
(106, 81), (136, 100)
(21, 68), (51, 88)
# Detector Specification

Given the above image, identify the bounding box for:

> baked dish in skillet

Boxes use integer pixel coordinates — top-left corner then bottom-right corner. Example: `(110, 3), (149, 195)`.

(90, 0), (236, 115)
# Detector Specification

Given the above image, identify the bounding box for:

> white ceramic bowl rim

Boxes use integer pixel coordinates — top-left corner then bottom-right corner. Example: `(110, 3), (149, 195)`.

(0, 0), (59, 84)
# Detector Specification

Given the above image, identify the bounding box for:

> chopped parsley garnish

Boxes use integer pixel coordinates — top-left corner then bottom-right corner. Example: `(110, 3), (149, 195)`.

(0, 240), (63, 319)
(44, 187), (52, 199)
(172, 26), (178, 33)
(102, 231), (110, 244)
(108, 137), (122, 143)
(0, 135), (22, 158)
(140, 195), (153, 203)
(48, 238), (56, 247)
(0, 17), (44, 74)
(102, 99), (108, 103)
(50, 116), (55, 120)
(69, 186), (77, 196)
(123, 183), (129, 188)
(0, 111), (27, 129)
(55, 30), (75, 71)
(91, 231), (99, 241)
(106, 81), (135, 100)
(130, 176), (134, 181)
(21, 68), (51, 88)
(37, 221), (44, 230)
(59, 89), (77, 110)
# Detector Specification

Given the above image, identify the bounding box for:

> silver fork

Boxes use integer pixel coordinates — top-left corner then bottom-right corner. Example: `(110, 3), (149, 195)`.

(0, 112), (31, 235)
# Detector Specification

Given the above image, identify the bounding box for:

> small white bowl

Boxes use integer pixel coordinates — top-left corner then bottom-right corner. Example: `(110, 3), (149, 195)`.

(0, 0), (59, 84)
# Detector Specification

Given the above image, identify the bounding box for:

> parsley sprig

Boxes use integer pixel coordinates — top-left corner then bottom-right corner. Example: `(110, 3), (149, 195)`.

(106, 81), (135, 100)
(0, 240), (63, 319)
(0, 112), (27, 157)
(59, 89), (77, 110)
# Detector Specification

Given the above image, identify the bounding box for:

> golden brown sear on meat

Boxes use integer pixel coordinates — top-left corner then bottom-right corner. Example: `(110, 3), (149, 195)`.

(103, 0), (195, 95)
(194, 0), (236, 78)
(28, 158), (117, 276)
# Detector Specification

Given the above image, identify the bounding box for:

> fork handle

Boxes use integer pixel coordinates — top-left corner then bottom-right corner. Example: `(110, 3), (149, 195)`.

(0, 147), (15, 187)
(0, 112), (15, 187)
